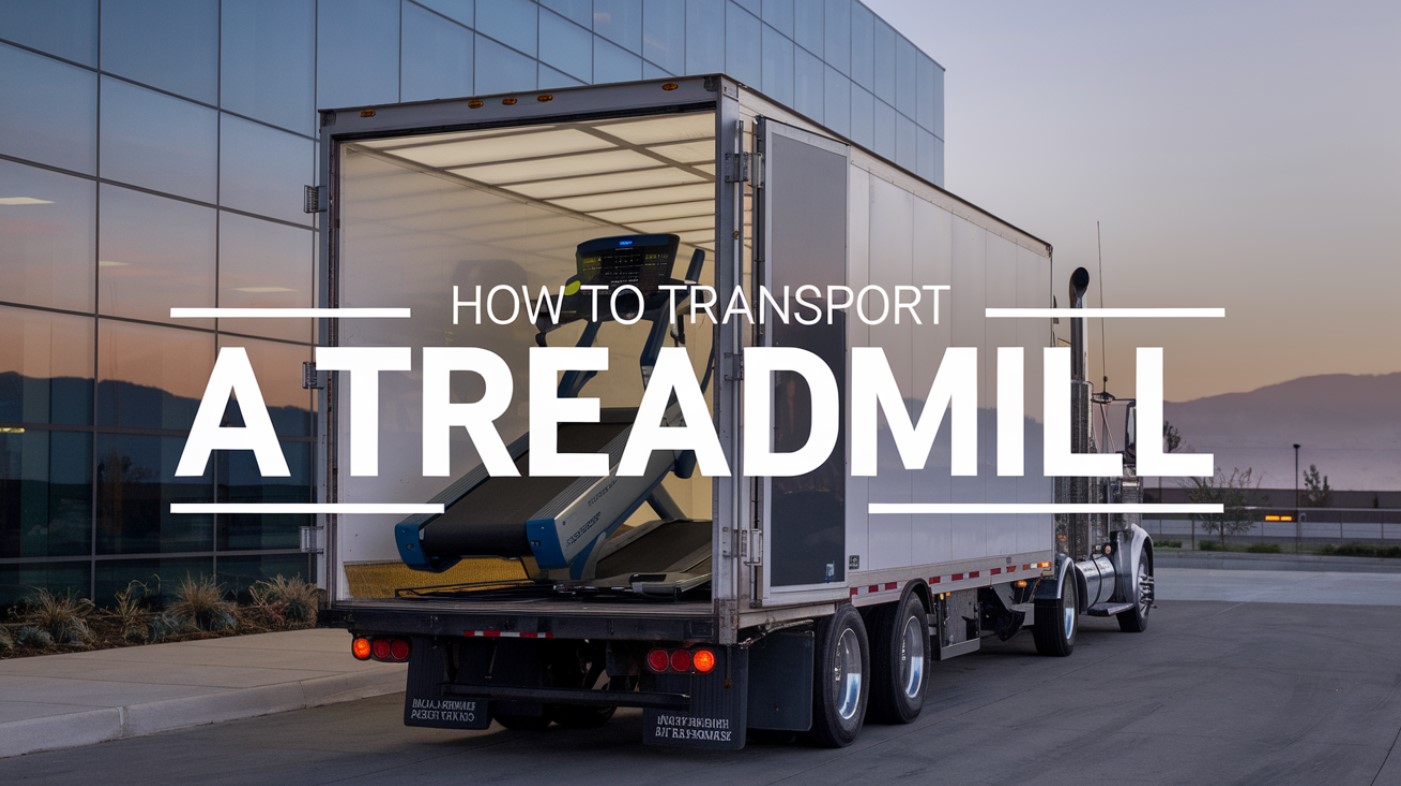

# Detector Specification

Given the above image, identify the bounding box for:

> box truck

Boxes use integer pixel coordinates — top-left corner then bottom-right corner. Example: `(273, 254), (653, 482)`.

(311, 75), (1154, 749)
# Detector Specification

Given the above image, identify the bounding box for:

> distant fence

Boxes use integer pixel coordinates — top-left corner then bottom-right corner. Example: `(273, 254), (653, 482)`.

(1142, 506), (1401, 547)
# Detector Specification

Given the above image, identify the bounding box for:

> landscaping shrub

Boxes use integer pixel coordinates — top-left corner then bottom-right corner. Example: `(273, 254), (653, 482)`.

(1246, 543), (1281, 554)
(1156, 539), (1183, 548)
(248, 575), (320, 629)
(103, 581), (154, 644)
(167, 575), (239, 632)
(0, 625), (12, 654)
(14, 625), (54, 648)
(1198, 540), (1224, 551)
(21, 589), (94, 645)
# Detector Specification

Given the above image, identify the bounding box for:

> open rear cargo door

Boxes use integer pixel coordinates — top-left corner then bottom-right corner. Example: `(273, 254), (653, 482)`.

(753, 117), (852, 606)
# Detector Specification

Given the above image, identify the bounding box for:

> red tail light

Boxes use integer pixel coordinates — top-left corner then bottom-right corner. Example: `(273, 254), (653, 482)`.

(692, 648), (716, 673)
(669, 649), (693, 672)
(372, 638), (392, 660)
(646, 648), (671, 672)
(389, 638), (411, 661)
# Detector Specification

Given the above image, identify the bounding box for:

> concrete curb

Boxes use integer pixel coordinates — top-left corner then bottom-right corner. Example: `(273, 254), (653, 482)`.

(0, 663), (404, 759)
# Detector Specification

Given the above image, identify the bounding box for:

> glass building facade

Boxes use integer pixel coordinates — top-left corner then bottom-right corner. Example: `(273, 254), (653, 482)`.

(0, 0), (943, 605)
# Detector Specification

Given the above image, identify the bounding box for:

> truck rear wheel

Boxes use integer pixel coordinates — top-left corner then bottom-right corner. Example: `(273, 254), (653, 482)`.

(866, 593), (928, 724)
(1117, 553), (1153, 633)
(809, 605), (870, 747)
(1033, 572), (1077, 657)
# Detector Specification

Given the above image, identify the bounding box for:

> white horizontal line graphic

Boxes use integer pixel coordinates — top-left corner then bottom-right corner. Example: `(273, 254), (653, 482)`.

(170, 503), (444, 515)
(169, 308), (411, 319)
(985, 308), (1224, 319)
(868, 503), (1224, 515)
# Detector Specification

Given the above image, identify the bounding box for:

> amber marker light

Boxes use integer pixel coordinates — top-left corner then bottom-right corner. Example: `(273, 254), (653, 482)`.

(352, 637), (372, 660)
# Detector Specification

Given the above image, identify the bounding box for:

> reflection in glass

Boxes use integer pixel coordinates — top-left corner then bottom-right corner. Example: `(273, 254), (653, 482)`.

(0, 430), (91, 558)
(218, 441), (311, 552)
(221, 0), (315, 134)
(0, 562), (90, 607)
(793, 0), (822, 56)
(873, 18), (895, 104)
(849, 1), (873, 90)
(0, 306), (93, 426)
(474, 36), (537, 94)
(540, 65), (585, 89)
(874, 99), (895, 160)
(539, 9), (592, 82)
(541, 0), (589, 27)
(685, 0), (724, 75)
(725, 4), (761, 89)
(95, 556), (213, 605)
(916, 54), (937, 131)
(216, 337), (313, 438)
(823, 0), (849, 73)
(0, 160), (96, 312)
(217, 213), (314, 343)
(402, 3), (474, 102)
(823, 66), (850, 138)
(101, 78), (217, 203)
(896, 112), (916, 172)
(96, 432), (214, 554)
(0, 0), (98, 65)
(98, 185), (216, 325)
(595, 37), (642, 83)
(0, 43), (97, 174)
(97, 320), (214, 431)
(850, 85), (874, 150)
(219, 553), (311, 598)
(220, 114), (315, 226)
(475, 0), (537, 56)
(917, 127), (937, 184)
(896, 35), (917, 119)
(642, 0), (684, 74)
(100, 0), (218, 103)
(761, 26), (794, 108)
(762, 0), (794, 38)
(795, 47), (823, 124)
(317, 0), (400, 109)
(595, 0), (642, 53)
(416, 0), (475, 27)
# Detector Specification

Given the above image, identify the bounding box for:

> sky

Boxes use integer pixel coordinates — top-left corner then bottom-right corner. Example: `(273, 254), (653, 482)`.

(866, 0), (1401, 401)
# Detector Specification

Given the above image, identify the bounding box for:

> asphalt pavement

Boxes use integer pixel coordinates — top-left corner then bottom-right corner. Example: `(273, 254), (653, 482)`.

(2, 565), (1400, 785)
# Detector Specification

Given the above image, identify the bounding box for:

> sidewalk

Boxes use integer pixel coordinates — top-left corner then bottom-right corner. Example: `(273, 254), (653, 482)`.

(0, 628), (404, 759)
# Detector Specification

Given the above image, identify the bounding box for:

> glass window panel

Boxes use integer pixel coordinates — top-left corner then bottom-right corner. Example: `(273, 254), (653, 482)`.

(794, 46), (823, 123)
(873, 17), (895, 103)
(0, 0), (97, 65)
(931, 63), (945, 140)
(96, 432), (214, 554)
(474, 35), (537, 94)
(540, 9), (592, 81)
(932, 135), (944, 186)
(0, 306), (93, 426)
(217, 441), (311, 553)
(896, 111), (916, 171)
(595, 36), (642, 83)
(685, 0), (724, 75)
(316, 0), (400, 109)
(760, 25), (793, 107)
(541, 0), (590, 26)
(0, 161), (96, 312)
(415, 0), (474, 27)
(0, 429), (91, 558)
(0, 43), (97, 174)
(95, 557), (213, 604)
(0, 562), (89, 608)
(725, 3), (761, 89)
(220, 114), (314, 227)
(98, 185), (216, 325)
(874, 98), (895, 160)
(895, 35), (917, 119)
(100, 78), (217, 203)
(642, 0), (684, 75)
(849, 1), (873, 89)
(401, 2), (474, 102)
(100, 0), (217, 103)
(731, 0), (759, 14)
(916, 53), (937, 131)
(217, 213), (314, 343)
(823, 0), (849, 73)
(541, 64), (587, 88)
(917, 127), (936, 183)
(850, 85), (873, 150)
(216, 336), (312, 438)
(595, 0), (642, 53)
(221, 0), (315, 135)
(642, 61), (671, 79)
(761, 0), (793, 37)
(823, 65), (850, 138)
(218, 553), (311, 598)
(793, 0), (822, 56)
(476, 0), (537, 56)
(97, 319), (214, 431)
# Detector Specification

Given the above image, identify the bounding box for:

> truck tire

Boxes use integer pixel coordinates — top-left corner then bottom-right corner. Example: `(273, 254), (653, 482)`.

(866, 593), (929, 724)
(1033, 571), (1077, 657)
(809, 605), (870, 747)
(1117, 552), (1153, 633)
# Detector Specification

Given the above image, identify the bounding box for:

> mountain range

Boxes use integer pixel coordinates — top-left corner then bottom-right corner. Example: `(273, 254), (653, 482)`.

(1163, 372), (1401, 491)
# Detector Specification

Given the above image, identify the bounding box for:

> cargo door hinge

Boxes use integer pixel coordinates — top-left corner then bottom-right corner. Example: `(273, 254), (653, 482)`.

(741, 529), (762, 567)
(302, 361), (325, 389)
(724, 152), (760, 184)
(304, 185), (326, 214)
(723, 350), (743, 381)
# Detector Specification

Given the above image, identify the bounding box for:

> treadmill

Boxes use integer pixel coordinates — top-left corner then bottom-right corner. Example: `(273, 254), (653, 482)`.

(395, 234), (714, 595)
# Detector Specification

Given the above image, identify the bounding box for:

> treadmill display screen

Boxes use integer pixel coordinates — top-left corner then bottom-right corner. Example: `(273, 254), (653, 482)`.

(576, 234), (678, 294)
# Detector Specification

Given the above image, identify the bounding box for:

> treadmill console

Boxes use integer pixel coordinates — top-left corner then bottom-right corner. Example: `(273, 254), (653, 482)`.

(576, 234), (679, 293)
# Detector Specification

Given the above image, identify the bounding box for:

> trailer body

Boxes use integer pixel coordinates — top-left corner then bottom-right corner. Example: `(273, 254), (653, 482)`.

(312, 76), (1148, 749)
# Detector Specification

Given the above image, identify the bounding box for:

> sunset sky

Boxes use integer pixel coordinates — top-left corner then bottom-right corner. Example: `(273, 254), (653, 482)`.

(868, 0), (1401, 401)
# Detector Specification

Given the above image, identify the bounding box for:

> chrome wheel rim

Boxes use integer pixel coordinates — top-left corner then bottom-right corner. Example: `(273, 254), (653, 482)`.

(834, 627), (863, 721)
(1137, 562), (1153, 618)
(899, 613), (925, 700)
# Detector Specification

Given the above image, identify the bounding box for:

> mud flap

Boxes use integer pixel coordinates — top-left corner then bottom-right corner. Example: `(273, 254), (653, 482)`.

(642, 646), (748, 750)
(403, 637), (492, 730)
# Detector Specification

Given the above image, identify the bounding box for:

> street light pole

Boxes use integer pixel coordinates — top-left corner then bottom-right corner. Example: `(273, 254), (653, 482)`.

(1294, 443), (1301, 553)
